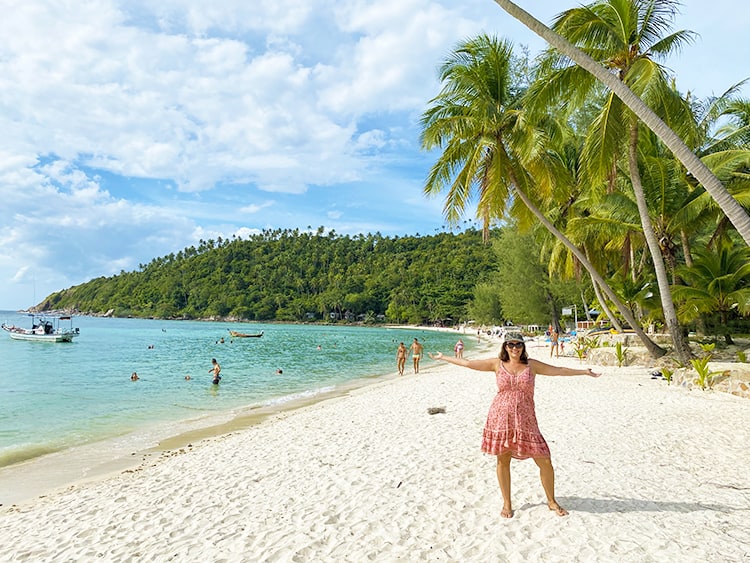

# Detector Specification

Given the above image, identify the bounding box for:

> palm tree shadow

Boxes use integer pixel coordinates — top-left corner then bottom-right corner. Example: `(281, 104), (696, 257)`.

(552, 495), (749, 514)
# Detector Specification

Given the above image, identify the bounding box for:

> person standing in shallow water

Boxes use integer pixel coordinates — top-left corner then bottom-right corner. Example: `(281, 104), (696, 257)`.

(430, 332), (600, 519)
(454, 338), (464, 359)
(209, 358), (221, 384)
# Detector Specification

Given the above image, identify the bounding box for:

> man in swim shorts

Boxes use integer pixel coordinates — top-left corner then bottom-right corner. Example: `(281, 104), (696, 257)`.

(410, 338), (424, 374)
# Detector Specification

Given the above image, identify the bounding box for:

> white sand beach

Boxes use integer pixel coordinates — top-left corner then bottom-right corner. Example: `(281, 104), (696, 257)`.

(1, 342), (749, 562)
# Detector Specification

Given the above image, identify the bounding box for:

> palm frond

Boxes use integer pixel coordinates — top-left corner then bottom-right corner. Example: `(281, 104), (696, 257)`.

(647, 30), (698, 59)
(580, 93), (627, 184)
(523, 64), (598, 116)
(700, 150), (750, 184)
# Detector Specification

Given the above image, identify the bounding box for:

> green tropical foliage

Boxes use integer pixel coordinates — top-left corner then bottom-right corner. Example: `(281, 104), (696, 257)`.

(467, 282), (504, 326)
(420, 34), (531, 241)
(689, 355), (722, 390)
(672, 244), (750, 344)
(38, 229), (499, 324)
(420, 31), (668, 356)
(420, 32), (666, 358)
(420, 6), (750, 358)
(492, 0), (750, 246)
(532, 0), (697, 360)
(491, 229), (585, 328)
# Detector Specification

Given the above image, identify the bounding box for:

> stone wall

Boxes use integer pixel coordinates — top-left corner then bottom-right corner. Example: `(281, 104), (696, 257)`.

(586, 348), (750, 400)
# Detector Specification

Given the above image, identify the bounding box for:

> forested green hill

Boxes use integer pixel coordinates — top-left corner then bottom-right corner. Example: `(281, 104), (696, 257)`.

(39, 228), (498, 324)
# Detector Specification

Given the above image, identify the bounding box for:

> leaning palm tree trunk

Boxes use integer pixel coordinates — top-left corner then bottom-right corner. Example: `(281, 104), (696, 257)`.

(580, 289), (591, 321)
(627, 123), (692, 362)
(589, 275), (623, 332)
(584, 247), (624, 332)
(508, 175), (665, 358)
(491, 0), (750, 247)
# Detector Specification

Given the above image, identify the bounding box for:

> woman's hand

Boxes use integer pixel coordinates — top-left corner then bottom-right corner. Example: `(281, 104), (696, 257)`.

(586, 368), (601, 377)
(429, 352), (444, 360)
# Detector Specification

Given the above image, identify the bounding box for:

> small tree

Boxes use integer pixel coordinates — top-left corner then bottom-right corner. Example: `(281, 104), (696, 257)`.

(672, 244), (750, 345)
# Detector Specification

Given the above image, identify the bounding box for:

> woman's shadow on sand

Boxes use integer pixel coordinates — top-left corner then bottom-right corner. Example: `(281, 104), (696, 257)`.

(551, 495), (749, 514)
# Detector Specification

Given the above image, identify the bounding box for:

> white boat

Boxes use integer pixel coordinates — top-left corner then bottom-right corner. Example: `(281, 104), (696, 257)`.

(2, 314), (80, 342)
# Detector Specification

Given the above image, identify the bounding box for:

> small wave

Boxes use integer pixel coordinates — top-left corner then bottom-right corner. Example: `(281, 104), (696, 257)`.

(171, 404), (216, 412)
(262, 386), (336, 406)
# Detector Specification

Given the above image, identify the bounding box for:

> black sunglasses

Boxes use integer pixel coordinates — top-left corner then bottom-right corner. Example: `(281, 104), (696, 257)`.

(505, 341), (524, 349)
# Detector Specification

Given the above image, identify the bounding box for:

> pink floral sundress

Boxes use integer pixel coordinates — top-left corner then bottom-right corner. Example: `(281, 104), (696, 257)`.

(481, 362), (550, 459)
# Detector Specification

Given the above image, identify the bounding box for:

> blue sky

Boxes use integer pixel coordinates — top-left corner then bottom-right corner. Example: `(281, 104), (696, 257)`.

(1, 0), (748, 310)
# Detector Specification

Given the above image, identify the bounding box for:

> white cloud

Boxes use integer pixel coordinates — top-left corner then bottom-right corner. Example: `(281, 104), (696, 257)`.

(239, 201), (274, 214)
(234, 226), (261, 239)
(355, 130), (387, 151)
(11, 266), (30, 283)
(0, 0), (489, 206)
(125, 0), (314, 36)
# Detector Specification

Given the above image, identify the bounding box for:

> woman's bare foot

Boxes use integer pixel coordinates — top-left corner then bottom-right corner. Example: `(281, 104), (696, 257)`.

(501, 505), (514, 518)
(548, 501), (568, 516)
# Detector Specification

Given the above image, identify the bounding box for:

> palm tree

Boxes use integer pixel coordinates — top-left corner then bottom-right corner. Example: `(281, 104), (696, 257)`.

(672, 244), (750, 344)
(676, 86), (750, 253)
(571, 126), (702, 285)
(420, 34), (666, 357)
(530, 118), (629, 331)
(608, 270), (661, 325)
(522, 0), (693, 361)
(420, 34), (527, 241)
(490, 0), (750, 248)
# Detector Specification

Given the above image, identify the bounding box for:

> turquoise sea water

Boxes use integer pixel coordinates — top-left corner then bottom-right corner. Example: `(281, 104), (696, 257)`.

(0, 312), (467, 470)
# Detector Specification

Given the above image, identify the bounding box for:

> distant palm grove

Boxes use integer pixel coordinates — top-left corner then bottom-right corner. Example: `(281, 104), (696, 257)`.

(39, 228), (498, 325)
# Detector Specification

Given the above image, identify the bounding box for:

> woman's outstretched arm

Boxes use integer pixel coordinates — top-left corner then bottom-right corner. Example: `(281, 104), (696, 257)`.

(429, 352), (499, 373)
(529, 358), (600, 377)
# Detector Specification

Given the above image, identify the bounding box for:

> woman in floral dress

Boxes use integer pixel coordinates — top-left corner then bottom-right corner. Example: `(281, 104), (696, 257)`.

(430, 332), (599, 518)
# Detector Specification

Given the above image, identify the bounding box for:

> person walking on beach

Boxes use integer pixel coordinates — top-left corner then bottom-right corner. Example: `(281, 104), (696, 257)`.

(396, 342), (408, 376)
(549, 328), (559, 358)
(429, 332), (600, 519)
(209, 358), (221, 384)
(410, 338), (424, 374)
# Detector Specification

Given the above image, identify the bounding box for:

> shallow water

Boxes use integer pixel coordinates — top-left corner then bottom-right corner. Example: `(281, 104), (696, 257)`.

(0, 312), (467, 468)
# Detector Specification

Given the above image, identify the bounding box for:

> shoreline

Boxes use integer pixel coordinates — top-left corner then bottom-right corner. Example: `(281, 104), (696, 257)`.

(3, 330), (747, 508)
(3, 342), (749, 560)
(0, 369), (409, 507)
(3, 332), (746, 507)
(0, 319), (473, 504)
(0, 334), (485, 507)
